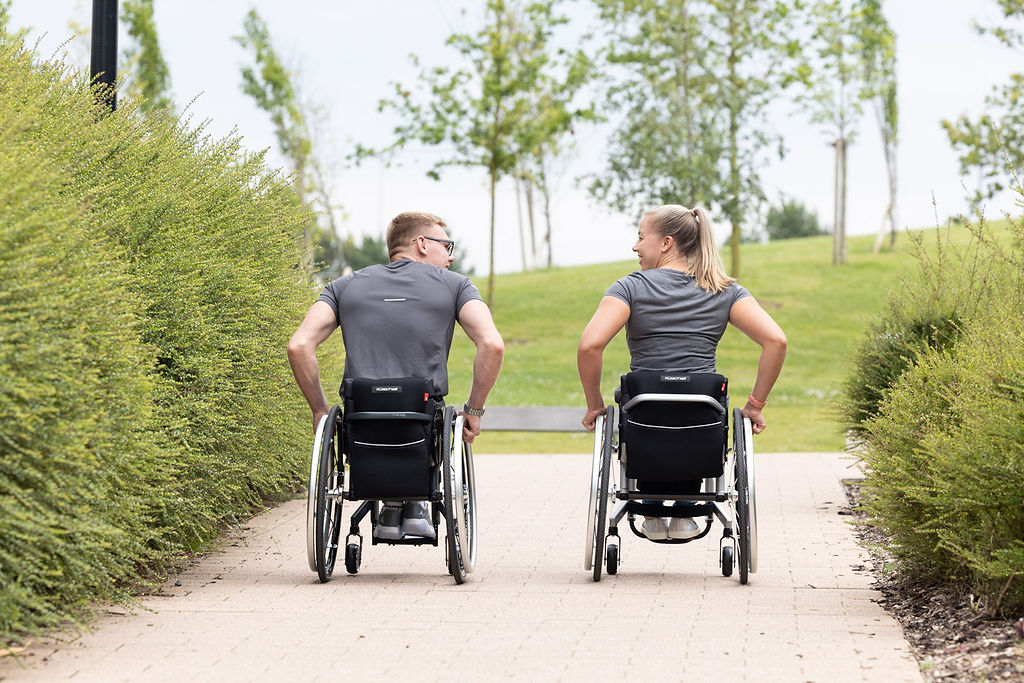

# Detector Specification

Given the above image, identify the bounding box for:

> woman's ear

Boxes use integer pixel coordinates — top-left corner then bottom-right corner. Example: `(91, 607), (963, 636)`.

(662, 235), (674, 253)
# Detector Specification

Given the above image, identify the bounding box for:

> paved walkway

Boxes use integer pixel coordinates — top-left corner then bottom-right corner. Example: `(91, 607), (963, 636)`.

(1, 452), (921, 682)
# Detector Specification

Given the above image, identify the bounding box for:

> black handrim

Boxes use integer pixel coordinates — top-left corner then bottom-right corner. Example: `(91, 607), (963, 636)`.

(593, 405), (614, 582)
(441, 406), (465, 584)
(733, 408), (750, 585)
(315, 406), (343, 582)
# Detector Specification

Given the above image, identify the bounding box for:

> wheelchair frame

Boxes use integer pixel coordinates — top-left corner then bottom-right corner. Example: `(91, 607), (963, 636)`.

(306, 403), (477, 585)
(584, 398), (758, 584)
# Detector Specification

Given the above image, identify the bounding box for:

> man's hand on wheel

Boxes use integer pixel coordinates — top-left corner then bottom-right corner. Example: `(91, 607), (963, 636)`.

(461, 412), (481, 443)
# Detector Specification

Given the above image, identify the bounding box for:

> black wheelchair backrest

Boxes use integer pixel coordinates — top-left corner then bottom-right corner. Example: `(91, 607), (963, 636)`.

(618, 371), (729, 481)
(341, 377), (436, 500)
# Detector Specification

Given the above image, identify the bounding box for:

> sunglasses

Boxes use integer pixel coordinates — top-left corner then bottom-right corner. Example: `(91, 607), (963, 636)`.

(417, 235), (456, 256)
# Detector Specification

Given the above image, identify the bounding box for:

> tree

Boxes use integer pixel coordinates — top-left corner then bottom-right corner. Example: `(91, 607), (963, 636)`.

(590, 0), (798, 278)
(765, 197), (825, 240)
(234, 9), (346, 275)
(121, 0), (172, 113)
(375, 0), (581, 304)
(854, 0), (898, 253)
(942, 1), (1024, 202)
(796, 0), (868, 266)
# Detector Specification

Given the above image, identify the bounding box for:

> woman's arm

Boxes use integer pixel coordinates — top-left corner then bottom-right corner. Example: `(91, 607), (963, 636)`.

(577, 296), (631, 431)
(728, 296), (788, 434)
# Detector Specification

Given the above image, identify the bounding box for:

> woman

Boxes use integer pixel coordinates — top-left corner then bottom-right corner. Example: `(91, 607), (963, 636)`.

(577, 204), (787, 540)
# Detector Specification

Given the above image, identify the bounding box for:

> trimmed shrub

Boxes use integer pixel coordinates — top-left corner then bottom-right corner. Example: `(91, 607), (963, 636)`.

(839, 226), (999, 437)
(765, 197), (825, 240)
(0, 33), (342, 641)
(862, 297), (1024, 613)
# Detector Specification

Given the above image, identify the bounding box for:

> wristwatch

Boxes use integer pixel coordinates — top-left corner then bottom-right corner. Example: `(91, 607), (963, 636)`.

(463, 402), (486, 417)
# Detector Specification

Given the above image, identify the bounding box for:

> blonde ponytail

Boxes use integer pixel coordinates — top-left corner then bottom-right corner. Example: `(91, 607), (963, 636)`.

(645, 205), (735, 293)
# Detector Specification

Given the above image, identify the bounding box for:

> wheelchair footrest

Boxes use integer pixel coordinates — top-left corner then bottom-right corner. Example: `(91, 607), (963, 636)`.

(625, 501), (717, 518)
(370, 535), (439, 547)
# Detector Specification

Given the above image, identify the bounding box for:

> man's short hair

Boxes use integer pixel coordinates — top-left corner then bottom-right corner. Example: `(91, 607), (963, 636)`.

(386, 211), (447, 258)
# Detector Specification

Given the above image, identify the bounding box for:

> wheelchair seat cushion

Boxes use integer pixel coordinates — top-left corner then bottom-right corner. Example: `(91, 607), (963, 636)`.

(618, 371), (728, 481)
(342, 377), (437, 499)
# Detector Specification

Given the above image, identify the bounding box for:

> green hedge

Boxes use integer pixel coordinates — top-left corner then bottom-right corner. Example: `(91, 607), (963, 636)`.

(0, 35), (338, 641)
(844, 211), (1024, 615)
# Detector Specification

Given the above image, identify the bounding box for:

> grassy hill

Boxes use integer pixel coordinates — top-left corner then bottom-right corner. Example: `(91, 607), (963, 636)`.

(440, 226), (972, 453)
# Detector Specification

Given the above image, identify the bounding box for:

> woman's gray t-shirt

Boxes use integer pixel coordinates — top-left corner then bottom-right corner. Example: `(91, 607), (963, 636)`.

(605, 269), (750, 373)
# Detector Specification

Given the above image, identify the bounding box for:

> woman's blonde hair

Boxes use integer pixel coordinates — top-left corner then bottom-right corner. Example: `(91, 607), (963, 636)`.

(645, 204), (735, 294)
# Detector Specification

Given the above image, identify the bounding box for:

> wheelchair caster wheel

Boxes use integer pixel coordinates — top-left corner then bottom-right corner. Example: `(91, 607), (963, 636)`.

(721, 545), (734, 577)
(345, 542), (361, 575)
(606, 544), (618, 575)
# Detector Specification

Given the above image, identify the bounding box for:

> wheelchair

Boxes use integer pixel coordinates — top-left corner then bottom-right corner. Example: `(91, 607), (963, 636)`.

(584, 371), (758, 583)
(306, 377), (477, 584)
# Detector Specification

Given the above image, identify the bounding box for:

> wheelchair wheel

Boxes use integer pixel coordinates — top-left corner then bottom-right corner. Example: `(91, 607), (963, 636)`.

(733, 408), (752, 585)
(306, 414), (329, 571)
(585, 405), (614, 582)
(345, 541), (361, 575)
(312, 405), (344, 583)
(743, 413), (759, 574)
(721, 544), (734, 577)
(442, 406), (469, 584)
(606, 543), (618, 575)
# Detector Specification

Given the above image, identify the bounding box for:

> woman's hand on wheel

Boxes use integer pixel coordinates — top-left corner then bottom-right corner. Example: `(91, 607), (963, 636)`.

(581, 406), (605, 432)
(741, 404), (766, 434)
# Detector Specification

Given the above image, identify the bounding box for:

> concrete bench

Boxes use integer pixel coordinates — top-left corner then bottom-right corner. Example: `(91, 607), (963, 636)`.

(481, 406), (588, 432)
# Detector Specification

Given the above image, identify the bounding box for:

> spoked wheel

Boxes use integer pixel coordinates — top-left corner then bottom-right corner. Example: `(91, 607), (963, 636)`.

(442, 406), (469, 584)
(311, 405), (344, 583)
(584, 405), (615, 582)
(733, 408), (755, 585)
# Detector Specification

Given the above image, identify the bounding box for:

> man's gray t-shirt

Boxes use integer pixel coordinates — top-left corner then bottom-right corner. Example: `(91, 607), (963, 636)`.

(606, 269), (751, 373)
(317, 259), (482, 397)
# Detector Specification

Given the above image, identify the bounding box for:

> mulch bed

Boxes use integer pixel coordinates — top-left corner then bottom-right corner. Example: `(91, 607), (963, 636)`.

(842, 479), (1024, 681)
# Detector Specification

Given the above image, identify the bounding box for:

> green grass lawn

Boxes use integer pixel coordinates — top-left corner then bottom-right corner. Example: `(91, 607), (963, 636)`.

(437, 225), (980, 453)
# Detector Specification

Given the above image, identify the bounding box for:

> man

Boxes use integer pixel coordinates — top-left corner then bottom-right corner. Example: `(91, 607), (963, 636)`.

(288, 211), (504, 541)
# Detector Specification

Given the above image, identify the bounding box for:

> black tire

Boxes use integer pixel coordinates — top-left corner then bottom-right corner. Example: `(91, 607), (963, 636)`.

(721, 544), (734, 577)
(345, 542), (361, 575)
(315, 406), (344, 583)
(606, 544), (618, 575)
(733, 408), (751, 586)
(441, 406), (466, 584)
(593, 405), (614, 582)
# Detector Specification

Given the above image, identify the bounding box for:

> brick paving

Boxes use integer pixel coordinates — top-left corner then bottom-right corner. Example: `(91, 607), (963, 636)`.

(0, 452), (921, 682)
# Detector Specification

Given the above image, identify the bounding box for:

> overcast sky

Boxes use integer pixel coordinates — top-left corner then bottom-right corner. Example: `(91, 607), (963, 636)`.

(9, 1), (1020, 274)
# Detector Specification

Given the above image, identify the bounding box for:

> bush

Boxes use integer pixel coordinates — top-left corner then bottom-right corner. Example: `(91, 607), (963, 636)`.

(862, 297), (1024, 613)
(0, 34), (341, 641)
(847, 199), (1024, 613)
(765, 198), (825, 240)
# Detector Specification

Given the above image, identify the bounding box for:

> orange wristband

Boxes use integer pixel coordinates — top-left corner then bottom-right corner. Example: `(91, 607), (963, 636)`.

(747, 393), (767, 409)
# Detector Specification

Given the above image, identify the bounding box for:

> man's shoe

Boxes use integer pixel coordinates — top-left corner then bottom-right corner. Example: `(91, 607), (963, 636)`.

(374, 503), (404, 540)
(400, 501), (435, 539)
(641, 517), (668, 540)
(668, 516), (700, 539)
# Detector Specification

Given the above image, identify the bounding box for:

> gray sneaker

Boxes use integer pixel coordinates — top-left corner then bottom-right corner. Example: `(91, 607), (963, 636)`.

(374, 503), (404, 540)
(400, 501), (435, 539)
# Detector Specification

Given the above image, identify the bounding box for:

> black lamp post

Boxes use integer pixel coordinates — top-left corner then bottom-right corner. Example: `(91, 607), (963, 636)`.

(90, 0), (118, 111)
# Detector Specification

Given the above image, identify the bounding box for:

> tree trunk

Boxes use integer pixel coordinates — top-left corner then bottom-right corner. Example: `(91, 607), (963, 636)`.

(525, 179), (537, 271)
(832, 137), (842, 266)
(515, 175), (527, 271)
(540, 177), (553, 268)
(727, 9), (741, 278)
(487, 166), (496, 307)
(839, 137), (847, 264)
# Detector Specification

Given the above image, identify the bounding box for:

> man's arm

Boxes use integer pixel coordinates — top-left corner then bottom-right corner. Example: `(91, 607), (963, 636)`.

(287, 301), (339, 431)
(456, 299), (505, 443)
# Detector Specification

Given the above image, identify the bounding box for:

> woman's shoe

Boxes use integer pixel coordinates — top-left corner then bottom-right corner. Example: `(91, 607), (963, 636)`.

(667, 516), (700, 539)
(641, 517), (669, 540)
